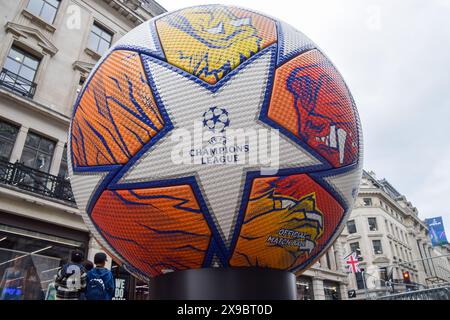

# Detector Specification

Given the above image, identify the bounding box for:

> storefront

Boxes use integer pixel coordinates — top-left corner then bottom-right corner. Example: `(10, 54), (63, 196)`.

(296, 276), (314, 300)
(323, 280), (341, 300)
(0, 212), (89, 300)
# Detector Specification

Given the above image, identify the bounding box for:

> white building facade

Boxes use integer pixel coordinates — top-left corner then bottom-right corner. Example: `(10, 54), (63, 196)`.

(342, 171), (450, 299)
(296, 235), (349, 300)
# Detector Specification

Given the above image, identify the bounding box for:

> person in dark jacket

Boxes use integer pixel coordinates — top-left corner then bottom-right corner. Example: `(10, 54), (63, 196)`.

(85, 252), (115, 300)
(54, 251), (87, 300)
(83, 260), (94, 272)
(79, 260), (94, 300)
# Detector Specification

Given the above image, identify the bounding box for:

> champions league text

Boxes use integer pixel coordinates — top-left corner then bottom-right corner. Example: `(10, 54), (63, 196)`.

(171, 121), (280, 173)
(190, 144), (249, 164)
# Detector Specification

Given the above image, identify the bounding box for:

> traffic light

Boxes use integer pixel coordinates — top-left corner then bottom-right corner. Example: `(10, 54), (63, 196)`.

(402, 271), (411, 284)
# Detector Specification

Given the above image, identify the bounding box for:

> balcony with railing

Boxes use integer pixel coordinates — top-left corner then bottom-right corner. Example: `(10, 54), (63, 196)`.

(0, 68), (37, 98)
(0, 159), (75, 204)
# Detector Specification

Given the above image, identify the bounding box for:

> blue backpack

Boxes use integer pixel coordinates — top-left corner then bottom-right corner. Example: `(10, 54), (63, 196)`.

(85, 277), (106, 300)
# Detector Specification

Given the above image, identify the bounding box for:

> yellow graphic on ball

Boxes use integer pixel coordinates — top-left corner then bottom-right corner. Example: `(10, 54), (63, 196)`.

(156, 6), (276, 84)
(230, 191), (324, 269)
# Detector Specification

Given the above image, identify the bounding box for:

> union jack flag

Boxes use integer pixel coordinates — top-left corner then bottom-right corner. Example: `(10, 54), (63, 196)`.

(345, 252), (361, 273)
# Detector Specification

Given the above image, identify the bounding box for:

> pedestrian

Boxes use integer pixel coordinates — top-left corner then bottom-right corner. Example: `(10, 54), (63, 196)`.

(79, 260), (94, 300)
(85, 252), (115, 300)
(83, 260), (94, 272)
(54, 251), (87, 300)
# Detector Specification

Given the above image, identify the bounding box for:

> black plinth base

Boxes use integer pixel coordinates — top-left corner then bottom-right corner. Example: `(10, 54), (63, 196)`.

(149, 268), (297, 300)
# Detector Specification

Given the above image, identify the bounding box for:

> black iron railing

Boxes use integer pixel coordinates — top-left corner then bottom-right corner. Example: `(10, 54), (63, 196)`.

(0, 159), (75, 203)
(0, 68), (37, 98)
(377, 285), (450, 300)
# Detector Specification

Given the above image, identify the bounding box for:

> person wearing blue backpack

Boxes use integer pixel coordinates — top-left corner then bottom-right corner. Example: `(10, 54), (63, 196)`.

(85, 252), (115, 300)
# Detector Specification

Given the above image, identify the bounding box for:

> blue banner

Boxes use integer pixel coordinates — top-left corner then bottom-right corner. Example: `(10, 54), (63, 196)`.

(425, 217), (448, 246)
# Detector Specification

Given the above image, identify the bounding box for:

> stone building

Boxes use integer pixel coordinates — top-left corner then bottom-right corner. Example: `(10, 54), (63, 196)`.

(0, 0), (164, 300)
(342, 170), (450, 299)
(296, 235), (349, 300)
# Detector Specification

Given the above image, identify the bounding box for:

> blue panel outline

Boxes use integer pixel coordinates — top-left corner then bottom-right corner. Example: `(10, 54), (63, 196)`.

(114, 19), (166, 62)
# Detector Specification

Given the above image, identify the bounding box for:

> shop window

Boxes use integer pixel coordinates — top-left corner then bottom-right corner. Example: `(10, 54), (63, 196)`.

(20, 131), (55, 173)
(368, 217), (378, 231)
(0, 225), (86, 300)
(1, 46), (40, 98)
(372, 240), (383, 255)
(26, 0), (61, 24)
(88, 23), (113, 55)
(347, 219), (357, 234)
(296, 276), (313, 300)
(0, 120), (19, 161)
(323, 281), (340, 300)
(363, 198), (372, 206)
(135, 281), (149, 300)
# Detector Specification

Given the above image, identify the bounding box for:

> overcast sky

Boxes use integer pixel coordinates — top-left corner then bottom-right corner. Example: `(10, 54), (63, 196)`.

(158, 0), (450, 235)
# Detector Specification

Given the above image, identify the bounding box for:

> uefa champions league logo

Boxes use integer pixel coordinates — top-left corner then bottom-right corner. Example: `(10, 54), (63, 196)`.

(202, 106), (230, 134)
(169, 106), (280, 174)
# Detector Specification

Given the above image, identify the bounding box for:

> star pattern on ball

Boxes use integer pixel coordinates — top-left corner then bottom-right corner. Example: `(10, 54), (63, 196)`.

(118, 47), (321, 246)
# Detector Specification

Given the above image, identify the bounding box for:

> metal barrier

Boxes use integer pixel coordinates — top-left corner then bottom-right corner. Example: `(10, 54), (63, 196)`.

(377, 285), (450, 300)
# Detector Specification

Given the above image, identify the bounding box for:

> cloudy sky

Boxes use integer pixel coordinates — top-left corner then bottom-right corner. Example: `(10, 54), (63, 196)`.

(158, 0), (450, 235)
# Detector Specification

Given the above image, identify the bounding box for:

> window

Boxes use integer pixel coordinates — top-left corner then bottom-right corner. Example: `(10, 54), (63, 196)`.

(2, 46), (40, 97)
(363, 198), (372, 206)
(76, 75), (86, 94)
(350, 242), (363, 260)
(26, 0), (61, 24)
(0, 120), (19, 161)
(0, 223), (86, 300)
(323, 281), (341, 300)
(372, 240), (383, 255)
(325, 252), (331, 269)
(296, 276), (313, 300)
(58, 144), (68, 179)
(20, 132), (55, 173)
(347, 220), (357, 234)
(368, 217), (378, 231)
(355, 268), (365, 290)
(88, 23), (113, 55)
(379, 267), (387, 283)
